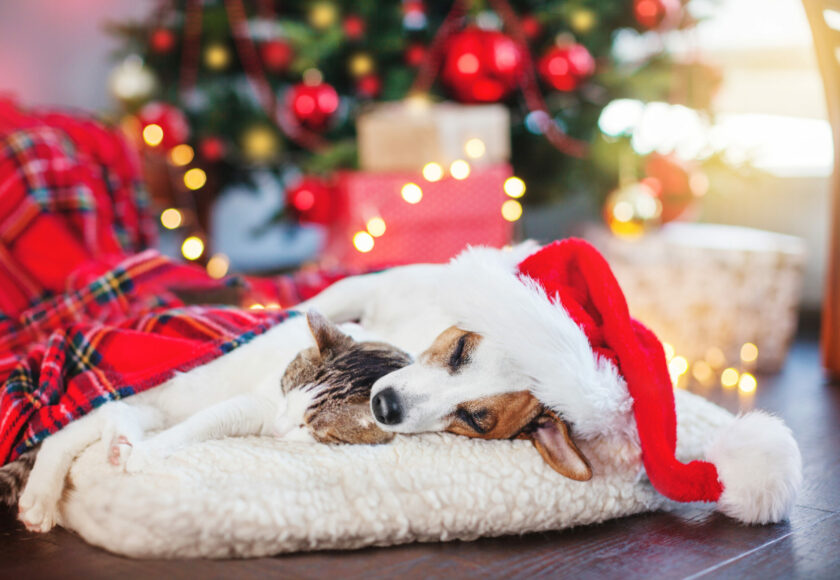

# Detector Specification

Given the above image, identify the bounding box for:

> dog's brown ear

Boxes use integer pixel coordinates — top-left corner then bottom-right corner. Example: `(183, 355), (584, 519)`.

(306, 310), (352, 356)
(526, 410), (592, 481)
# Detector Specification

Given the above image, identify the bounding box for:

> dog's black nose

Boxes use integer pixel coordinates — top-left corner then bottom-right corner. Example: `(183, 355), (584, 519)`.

(372, 387), (403, 425)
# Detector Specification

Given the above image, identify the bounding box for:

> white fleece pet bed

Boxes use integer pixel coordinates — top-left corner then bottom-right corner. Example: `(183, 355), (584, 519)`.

(60, 390), (731, 559)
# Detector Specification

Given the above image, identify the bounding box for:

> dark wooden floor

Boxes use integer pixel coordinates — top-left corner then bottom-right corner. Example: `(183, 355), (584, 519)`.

(1, 333), (838, 579)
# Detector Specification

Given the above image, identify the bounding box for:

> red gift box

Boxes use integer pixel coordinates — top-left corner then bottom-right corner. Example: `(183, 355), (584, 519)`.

(322, 164), (515, 268)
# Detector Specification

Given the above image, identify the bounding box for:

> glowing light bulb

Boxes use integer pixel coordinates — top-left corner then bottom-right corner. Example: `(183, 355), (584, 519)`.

(169, 144), (194, 166)
(422, 162), (444, 182)
(366, 217), (386, 237)
(160, 208), (182, 230)
(206, 253), (229, 279)
(184, 168), (207, 190)
(353, 231), (375, 253)
(503, 176), (526, 198)
(181, 236), (204, 261)
(450, 159), (471, 180)
(142, 124), (164, 147)
(738, 372), (757, 394)
(721, 367), (739, 389)
(464, 138), (486, 159)
(501, 199), (523, 222)
(740, 342), (758, 363)
(401, 182), (423, 204)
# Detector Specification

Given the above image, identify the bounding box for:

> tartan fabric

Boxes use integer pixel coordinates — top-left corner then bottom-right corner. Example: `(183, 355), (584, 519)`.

(0, 101), (352, 465)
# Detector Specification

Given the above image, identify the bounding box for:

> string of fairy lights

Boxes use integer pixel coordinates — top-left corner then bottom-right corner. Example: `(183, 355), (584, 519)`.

(665, 340), (760, 395)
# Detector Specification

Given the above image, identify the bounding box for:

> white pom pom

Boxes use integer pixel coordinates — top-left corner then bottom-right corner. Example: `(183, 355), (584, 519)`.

(706, 411), (802, 524)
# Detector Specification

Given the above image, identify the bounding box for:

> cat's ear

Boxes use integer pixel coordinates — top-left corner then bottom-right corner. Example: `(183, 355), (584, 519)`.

(306, 310), (353, 356)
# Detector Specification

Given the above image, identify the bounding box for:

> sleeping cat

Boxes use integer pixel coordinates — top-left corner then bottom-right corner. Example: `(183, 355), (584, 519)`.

(5, 310), (410, 533)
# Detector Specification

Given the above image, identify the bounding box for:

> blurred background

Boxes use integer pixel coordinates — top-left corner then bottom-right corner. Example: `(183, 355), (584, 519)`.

(0, 0), (832, 388)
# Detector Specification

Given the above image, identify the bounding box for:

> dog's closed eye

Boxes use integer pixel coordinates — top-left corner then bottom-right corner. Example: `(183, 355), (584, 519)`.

(455, 407), (494, 434)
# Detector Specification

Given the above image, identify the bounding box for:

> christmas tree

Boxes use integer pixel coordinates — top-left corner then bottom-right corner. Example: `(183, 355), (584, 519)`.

(109, 0), (719, 261)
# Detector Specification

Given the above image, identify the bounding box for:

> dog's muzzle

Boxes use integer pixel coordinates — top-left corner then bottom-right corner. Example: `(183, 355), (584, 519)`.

(371, 387), (403, 425)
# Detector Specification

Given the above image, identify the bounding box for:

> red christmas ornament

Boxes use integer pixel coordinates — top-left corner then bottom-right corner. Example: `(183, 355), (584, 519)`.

(633, 0), (681, 30)
(260, 40), (294, 73)
(150, 28), (176, 54)
(357, 74), (382, 98)
(537, 44), (595, 92)
(286, 177), (333, 225)
(402, 0), (424, 17)
(287, 82), (340, 132)
(520, 15), (542, 39)
(137, 102), (190, 150)
(441, 27), (524, 103)
(404, 43), (427, 67)
(199, 136), (226, 162)
(643, 154), (708, 223)
(343, 14), (366, 39)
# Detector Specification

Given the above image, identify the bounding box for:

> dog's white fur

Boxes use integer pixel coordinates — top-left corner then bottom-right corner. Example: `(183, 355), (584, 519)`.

(304, 243), (802, 524)
(17, 315), (378, 533)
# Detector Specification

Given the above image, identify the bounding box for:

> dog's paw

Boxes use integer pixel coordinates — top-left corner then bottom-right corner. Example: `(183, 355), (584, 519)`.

(107, 435), (134, 468)
(18, 486), (60, 533)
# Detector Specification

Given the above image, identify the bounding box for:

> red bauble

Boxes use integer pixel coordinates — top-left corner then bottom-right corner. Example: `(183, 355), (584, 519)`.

(404, 43), (427, 67)
(441, 27), (524, 103)
(199, 136), (226, 162)
(343, 14), (366, 39)
(643, 154), (708, 223)
(520, 15), (542, 39)
(402, 0), (424, 16)
(286, 177), (333, 225)
(287, 82), (340, 132)
(356, 74), (382, 99)
(633, 0), (681, 30)
(137, 102), (190, 150)
(537, 44), (595, 92)
(260, 40), (294, 73)
(150, 28), (176, 54)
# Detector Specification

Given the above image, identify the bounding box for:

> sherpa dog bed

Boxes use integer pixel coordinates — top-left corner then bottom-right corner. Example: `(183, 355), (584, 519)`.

(60, 389), (730, 559)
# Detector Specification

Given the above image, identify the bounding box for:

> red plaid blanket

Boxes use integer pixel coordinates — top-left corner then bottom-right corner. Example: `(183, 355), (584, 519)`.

(0, 100), (348, 465)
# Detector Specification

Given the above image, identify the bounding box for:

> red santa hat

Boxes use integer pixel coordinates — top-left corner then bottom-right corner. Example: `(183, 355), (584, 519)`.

(516, 238), (802, 524)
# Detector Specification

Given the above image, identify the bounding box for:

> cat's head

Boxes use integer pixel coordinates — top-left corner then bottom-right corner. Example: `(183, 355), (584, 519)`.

(276, 310), (411, 444)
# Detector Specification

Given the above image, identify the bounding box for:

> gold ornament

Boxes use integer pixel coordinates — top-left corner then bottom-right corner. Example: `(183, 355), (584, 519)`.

(604, 182), (662, 239)
(109, 55), (158, 106)
(569, 8), (597, 34)
(204, 43), (231, 70)
(348, 53), (374, 78)
(241, 125), (280, 164)
(309, 2), (338, 30)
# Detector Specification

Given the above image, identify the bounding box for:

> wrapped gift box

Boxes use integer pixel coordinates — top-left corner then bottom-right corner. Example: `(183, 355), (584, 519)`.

(357, 101), (510, 172)
(321, 164), (514, 269)
(585, 223), (806, 374)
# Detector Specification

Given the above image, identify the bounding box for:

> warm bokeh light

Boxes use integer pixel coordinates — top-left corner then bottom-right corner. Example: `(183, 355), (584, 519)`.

(740, 342), (759, 363)
(663, 342), (675, 361)
(721, 367), (739, 389)
(503, 176), (526, 198)
(692, 360), (713, 383)
(401, 182), (423, 204)
(184, 168), (207, 190)
(181, 236), (204, 261)
(706, 347), (726, 368)
(249, 303), (265, 310)
(669, 355), (689, 377)
(204, 44), (231, 69)
(612, 201), (634, 223)
(422, 162), (444, 182)
(353, 231), (375, 253)
(501, 199), (523, 222)
(160, 208), (182, 230)
(450, 159), (471, 180)
(366, 216), (387, 237)
(169, 144), (194, 166)
(142, 123), (164, 147)
(206, 253), (230, 279)
(464, 138), (486, 159)
(738, 372), (757, 394)
(349, 53), (374, 76)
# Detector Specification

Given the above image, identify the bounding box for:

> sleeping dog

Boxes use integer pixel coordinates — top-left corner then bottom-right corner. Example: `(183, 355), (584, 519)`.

(7, 311), (410, 533)
(302, 243), (597, 481)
